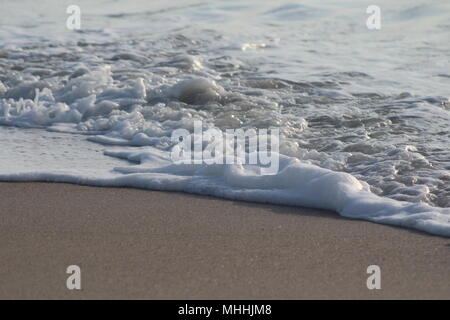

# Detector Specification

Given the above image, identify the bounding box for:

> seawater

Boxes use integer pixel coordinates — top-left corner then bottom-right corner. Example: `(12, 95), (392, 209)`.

(1, 0), (449, 236)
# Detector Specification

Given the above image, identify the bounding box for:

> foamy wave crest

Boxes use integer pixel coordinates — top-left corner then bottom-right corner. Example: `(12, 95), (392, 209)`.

(1, 1), (450, 237)
(1, 147), (450, 236)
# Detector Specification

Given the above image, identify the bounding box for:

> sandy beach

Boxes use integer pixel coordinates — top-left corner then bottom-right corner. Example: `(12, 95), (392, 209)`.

(0, 181), (449, 299)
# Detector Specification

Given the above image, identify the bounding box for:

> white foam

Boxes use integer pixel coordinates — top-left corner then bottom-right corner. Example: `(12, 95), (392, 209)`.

(1, 0), (450, 237)
(1, 63), (449, 236)
(168, 78), (226, 104)
(1, 137), (449, 236)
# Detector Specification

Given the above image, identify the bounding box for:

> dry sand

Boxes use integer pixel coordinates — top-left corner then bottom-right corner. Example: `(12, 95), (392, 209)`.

(1, 182), (450, 299)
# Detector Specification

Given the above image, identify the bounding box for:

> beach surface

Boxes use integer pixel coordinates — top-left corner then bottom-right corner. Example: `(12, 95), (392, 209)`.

(1, 182), (449, 299)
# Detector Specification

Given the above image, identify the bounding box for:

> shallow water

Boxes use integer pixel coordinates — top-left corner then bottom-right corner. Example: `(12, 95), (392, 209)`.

(0, 0), (449, 236)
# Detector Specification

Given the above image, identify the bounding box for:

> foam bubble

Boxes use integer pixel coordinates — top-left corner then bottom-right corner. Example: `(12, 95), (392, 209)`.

(169, 78), (225, 104)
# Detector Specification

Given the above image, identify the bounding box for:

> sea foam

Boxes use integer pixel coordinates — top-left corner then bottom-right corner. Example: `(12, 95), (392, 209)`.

(1, 141), (450, 236)
(1, 0), (450, 237)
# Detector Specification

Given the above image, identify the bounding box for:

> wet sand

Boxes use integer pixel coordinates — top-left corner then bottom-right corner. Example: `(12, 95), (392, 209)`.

(1, 182), (449, 299)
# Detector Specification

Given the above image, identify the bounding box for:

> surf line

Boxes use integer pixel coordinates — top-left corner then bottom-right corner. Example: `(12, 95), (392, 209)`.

(178, 304), (212, 317)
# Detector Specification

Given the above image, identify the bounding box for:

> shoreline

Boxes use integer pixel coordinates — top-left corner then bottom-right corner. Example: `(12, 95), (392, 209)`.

(1, 181), (450, 299)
